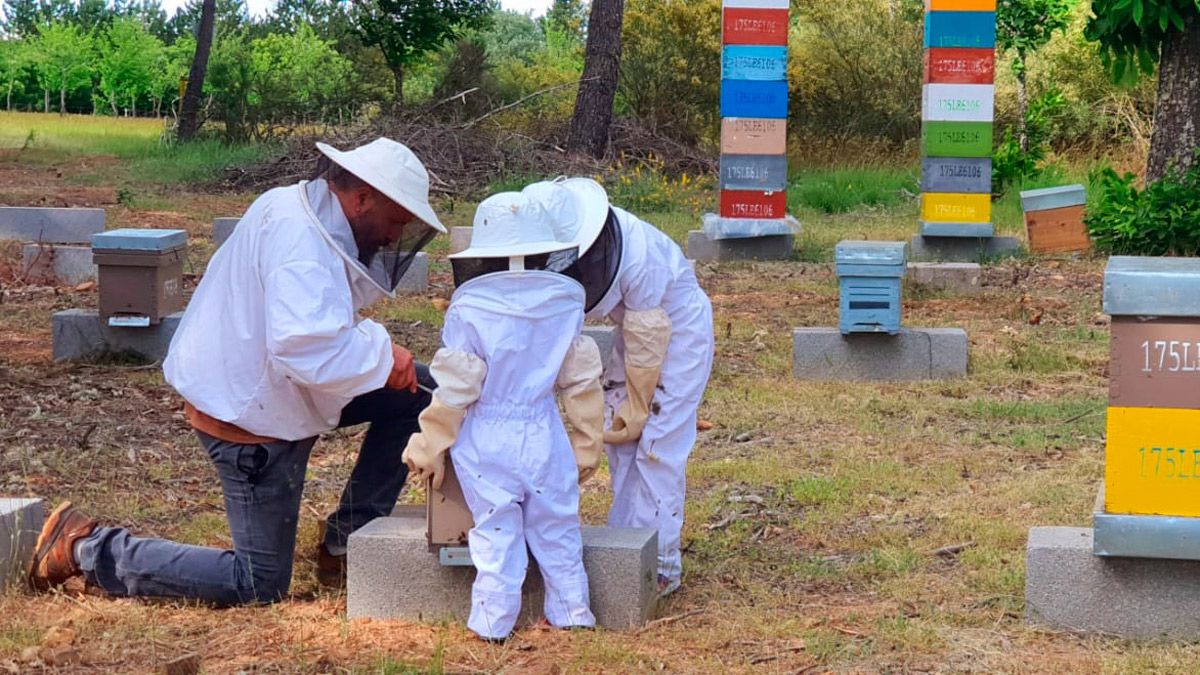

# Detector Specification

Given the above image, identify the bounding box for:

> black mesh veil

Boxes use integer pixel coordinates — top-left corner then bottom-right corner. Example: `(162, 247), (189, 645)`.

(571, 208), (623, 312)
(451, 247), (582, 287)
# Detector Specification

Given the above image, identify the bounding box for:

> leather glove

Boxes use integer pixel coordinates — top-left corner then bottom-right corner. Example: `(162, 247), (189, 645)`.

(604, 308), (672, 445)
(402, 397), (467, 491)
(558, 335), (605, 483)
(386, 344), (418, 393)
(402, 348), (487, 490)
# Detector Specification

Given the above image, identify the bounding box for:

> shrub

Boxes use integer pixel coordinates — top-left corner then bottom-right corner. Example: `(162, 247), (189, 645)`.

(992, 88), (1066, 194)
(1086, 159), (1200, 255)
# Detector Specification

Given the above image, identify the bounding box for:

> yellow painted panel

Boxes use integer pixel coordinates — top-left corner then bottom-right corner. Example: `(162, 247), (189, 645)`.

(926, 0), (997, 10)
(1106, 406), (1200, 517)
(921, 193), (992, 223)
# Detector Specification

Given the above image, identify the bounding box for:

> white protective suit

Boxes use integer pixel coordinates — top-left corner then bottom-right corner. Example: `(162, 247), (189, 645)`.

(163, 180), (396, 441)
(591, 207), (715, 586)
(437, 270), (600, 639)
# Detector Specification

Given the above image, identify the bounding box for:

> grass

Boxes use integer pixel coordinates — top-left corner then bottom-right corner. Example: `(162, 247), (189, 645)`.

(0, 111), (279, 185)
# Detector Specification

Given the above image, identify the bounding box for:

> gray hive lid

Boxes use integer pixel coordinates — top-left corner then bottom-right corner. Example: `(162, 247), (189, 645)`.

(835, 240), (908, 266)
(92, 228), (188, 252)
(1104, 256), (1200, 317)
(1020, 184), (1086, 212)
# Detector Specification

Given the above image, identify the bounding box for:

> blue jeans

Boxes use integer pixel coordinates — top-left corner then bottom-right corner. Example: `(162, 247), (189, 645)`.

(76, 382), (430, 606)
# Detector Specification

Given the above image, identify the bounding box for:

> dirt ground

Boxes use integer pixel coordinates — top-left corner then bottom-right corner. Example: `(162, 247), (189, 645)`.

(0, 149), (1194, 674)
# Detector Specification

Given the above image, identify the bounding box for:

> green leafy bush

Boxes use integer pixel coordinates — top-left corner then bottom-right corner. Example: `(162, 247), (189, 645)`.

(1086, 160), (1200, 255)
(993, 89), (1065, 194)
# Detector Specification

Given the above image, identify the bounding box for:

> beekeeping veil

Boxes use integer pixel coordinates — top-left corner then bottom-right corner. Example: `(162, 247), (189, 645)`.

(449, 192), (581, 287)
(313, 138), (446, 292)
(522, 178), (621, 313)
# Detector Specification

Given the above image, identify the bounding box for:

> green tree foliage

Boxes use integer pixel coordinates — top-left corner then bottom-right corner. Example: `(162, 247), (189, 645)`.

(992, 88), (1066, 192)
(0, 39), (30, 110)
(352, 0), (495, 103)
(620, 0), (721, 143)
(97, 17), (163, 116)
(31, 20), (94, 114)
(996, 0), (1074, 152)
(250, 24), (355, 130)
(1086, 0), (1196, 80)
(543, 0), (586, 43)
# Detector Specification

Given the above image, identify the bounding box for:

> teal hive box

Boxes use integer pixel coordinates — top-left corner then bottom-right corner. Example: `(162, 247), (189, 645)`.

(836, 240), (908, 335)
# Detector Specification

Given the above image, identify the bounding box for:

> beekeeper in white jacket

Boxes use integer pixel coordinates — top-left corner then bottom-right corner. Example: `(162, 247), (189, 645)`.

(403, 192), (605, 641)
(526, 178), (715, 597)
(28, 138), (446, 605)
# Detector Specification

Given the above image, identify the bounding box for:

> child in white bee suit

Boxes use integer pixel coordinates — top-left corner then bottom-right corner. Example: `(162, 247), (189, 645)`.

(401, 192), (605, 641)
(525, 178), (715, 598)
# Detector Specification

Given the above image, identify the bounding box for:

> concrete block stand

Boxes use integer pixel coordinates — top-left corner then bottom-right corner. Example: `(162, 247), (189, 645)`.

(687, 231), (794, 262)
(0, 207), (105, 244)
(213, 218), (239, 248)
(52, 309), (182, 363)
(792, 327), (968, 382)
(1, 498), (44, 590)
(1026, 526), (1200, 639)
(374, 252), (431, 294)
(348, 506), (658, 630)
(907, 262), (982, 295)
(910, 235), (1021, 263)
(21, 244), (96, 285)
(583, 325), (616, 374)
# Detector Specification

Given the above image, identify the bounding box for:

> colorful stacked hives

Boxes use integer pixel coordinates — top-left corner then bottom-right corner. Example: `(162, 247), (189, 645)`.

(717, 0), (790, 231)
(919, 0), (996, 239)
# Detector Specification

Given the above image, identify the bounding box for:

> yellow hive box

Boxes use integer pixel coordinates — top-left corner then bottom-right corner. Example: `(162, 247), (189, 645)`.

(925, 0), (997, 10)
(1106, 406), (1200, 517)
(921, 193), (992, 223)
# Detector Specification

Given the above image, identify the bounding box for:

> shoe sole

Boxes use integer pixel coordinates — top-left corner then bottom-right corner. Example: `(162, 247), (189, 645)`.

(27, 501), (75, 591)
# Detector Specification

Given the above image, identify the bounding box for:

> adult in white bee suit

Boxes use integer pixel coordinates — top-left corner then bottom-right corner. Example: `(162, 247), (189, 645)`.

(402, 192), (605, 640)
(525, 178), (714, 596)
(28, 138), (446, 604)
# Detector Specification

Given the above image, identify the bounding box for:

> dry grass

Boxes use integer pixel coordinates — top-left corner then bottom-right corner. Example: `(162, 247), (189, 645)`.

(2, 143), (1198, 673)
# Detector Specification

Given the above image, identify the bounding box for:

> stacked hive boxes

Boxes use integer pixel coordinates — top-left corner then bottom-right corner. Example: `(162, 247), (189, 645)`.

(1097, 257), (1200, 559)
(920, 0), (996, 239)
(718, 0), (789, 230)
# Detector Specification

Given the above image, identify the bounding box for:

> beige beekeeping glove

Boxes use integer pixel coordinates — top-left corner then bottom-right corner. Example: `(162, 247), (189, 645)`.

(557, 335), (605, 483)
(604, 308), (672, 446)
(402, 348), (487, 491)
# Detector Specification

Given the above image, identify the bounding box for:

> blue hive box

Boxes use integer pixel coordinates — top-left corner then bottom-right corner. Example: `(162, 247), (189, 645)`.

(91, 228), (188, 253)
(836, 240), (908, 335)
(720, 79), (789, 119)
(924, 11), (997, 49)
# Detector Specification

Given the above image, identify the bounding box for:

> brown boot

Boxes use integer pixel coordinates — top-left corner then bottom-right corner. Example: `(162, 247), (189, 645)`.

(28, 501), (98, 591)
(316, 544), (346, 589)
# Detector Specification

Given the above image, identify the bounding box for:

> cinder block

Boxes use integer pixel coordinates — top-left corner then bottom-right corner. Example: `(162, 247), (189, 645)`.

(907, 262), (982, 295)
(21, 244), (96, 285)
(910, 234), (1021, 262)
(450, 227), (472, 255)
(687, 230), (793, 262)
(213, 218), (239, 248)
(583, 325), (616, 373)
(1, 498), (44, 590)
(348, 506), (658, 630)
(792, 327), (968, 381)
(397, 253), (428, 293)
(0, 207), (105, 244)
(1026, 526), (1200, 639)
(52, 309), (182, 363)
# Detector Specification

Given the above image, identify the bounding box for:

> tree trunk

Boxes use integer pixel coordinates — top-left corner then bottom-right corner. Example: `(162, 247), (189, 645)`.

(1017, 57), (1029, 154)
(43, 89), (49, 113)
(111, 97), (118, 117)
(59, 86), (65, 116)
(1147, 12), (1200, 182)
(390, 62), (404, 108)
(567, 0), (625, 158)
(178, 0), (217, 142)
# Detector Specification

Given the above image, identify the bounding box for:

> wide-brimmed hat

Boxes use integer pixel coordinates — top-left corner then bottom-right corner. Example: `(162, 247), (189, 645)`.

(450, 192), (576, 259)
(316, 138), (447, 233)
(523, 177), (610, 254)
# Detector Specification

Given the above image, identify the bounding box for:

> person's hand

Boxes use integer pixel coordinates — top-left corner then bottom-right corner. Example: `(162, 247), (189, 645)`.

(386, 344), (418, 393)
(403, 435), (446, 491)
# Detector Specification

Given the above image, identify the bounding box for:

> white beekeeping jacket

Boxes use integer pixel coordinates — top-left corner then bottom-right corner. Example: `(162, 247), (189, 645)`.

(163, 180), (395, 441)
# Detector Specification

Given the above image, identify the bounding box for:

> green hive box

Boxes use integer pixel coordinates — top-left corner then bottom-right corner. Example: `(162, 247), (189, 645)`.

(922, 121), (993, 158)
